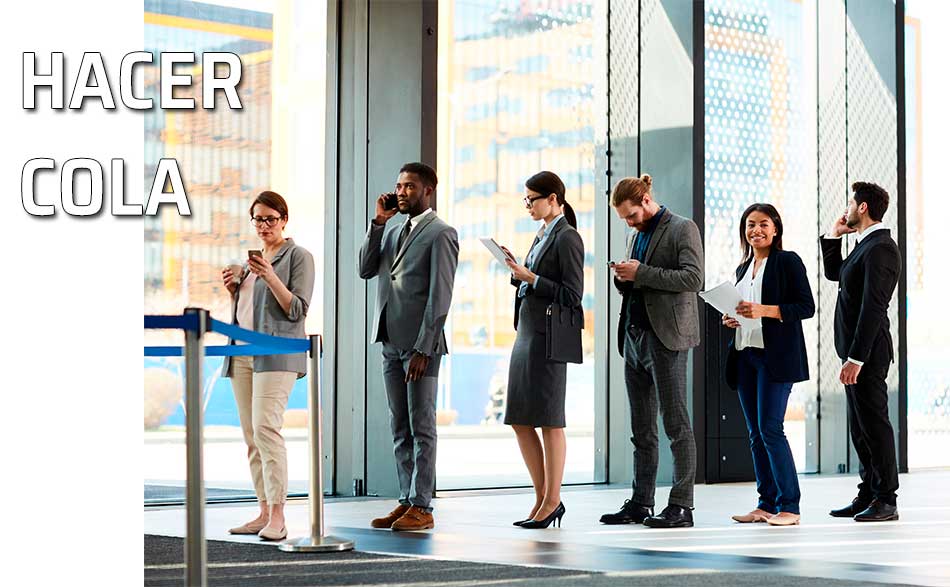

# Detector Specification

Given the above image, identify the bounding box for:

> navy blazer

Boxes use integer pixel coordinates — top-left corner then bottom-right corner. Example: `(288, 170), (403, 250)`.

(724, 249), (816, 389)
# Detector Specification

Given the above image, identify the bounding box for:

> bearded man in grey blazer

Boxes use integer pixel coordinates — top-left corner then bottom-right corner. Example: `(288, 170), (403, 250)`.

(600, 174), (704, 529)
(358, 162), (459, 531)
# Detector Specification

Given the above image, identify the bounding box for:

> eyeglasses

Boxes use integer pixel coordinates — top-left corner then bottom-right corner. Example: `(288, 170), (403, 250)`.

(250, 216), (283, 227)
(523, 194), (548, 207)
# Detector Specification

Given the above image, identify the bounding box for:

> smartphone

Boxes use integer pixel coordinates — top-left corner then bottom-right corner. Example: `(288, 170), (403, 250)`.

(607, 261), (617, 267)
(382, 193), (399, 211)
(248, 249), (263, 261)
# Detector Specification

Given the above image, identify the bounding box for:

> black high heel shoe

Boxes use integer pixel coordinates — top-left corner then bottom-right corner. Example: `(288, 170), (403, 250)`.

(512, 518), (531, 527)
(520, 502), (565, 529)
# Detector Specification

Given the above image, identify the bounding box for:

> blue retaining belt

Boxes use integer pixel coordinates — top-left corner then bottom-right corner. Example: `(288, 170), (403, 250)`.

(144, 344), (307, 357)
(143, 314), (310, 357)
(144, 314), (199, 332)
(208, 319), (310, 352)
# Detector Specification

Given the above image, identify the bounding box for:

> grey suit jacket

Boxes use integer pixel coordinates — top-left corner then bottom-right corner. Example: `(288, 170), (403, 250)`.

(615, 211), (704, 353)
(358, 212), (459, 356)
(222, 238), (316, 378)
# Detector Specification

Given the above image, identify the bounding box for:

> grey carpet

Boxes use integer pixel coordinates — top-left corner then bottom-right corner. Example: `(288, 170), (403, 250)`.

(144, 535), (910, 587)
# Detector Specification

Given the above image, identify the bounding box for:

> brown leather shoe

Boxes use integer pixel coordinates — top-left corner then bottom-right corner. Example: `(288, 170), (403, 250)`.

(371, 504), (410, 529)
(391, 506), (434, 531)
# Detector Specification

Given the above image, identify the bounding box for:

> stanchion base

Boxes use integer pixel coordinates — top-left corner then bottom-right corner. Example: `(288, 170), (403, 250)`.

(279, 535), (355, 552)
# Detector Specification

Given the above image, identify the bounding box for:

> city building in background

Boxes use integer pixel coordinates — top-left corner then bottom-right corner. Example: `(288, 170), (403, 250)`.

(435, 0), (602, 488)
(143, 0), (328, 503)
(144, 0), (275, 323)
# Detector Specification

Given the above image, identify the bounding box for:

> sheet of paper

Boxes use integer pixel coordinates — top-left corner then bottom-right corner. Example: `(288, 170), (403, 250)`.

(479, 237), (516, 265)
(699, 281), (757, 329)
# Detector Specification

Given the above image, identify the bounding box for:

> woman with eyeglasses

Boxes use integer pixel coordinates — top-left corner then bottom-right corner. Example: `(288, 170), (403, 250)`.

(499, 171), (584, 530)
(220, 190), (315, 541)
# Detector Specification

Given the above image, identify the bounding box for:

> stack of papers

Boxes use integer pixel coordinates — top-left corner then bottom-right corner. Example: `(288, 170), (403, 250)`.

(699, 282), (757, 329)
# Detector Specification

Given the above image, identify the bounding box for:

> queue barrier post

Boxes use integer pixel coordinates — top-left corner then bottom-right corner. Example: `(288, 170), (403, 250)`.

(280, 334), (354, 553)
(183, 307), (208, 587)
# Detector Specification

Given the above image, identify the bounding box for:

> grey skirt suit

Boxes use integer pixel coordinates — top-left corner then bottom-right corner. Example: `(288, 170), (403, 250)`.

(504, 219), (585, 428)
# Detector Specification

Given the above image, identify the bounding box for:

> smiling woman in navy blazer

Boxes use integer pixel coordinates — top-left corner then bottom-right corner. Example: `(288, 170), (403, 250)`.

(722, 203), (815, 527)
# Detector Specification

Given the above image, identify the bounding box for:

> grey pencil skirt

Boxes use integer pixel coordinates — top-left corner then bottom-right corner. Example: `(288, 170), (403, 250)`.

(503, 321), (567, 429)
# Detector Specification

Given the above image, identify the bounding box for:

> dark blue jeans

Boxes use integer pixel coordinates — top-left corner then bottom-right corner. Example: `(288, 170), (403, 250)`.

(736, 348), (801, 514)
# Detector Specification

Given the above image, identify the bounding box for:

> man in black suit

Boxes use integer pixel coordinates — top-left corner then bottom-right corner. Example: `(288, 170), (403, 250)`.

(820, 181), (901, 522)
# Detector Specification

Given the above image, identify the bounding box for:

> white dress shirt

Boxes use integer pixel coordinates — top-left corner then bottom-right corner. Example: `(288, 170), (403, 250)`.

(735, 257), (768, 351)
(406, 207), (433, 233)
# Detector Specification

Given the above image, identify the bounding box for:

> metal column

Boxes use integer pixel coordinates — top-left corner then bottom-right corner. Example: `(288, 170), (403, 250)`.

(183, 307), (208, 586)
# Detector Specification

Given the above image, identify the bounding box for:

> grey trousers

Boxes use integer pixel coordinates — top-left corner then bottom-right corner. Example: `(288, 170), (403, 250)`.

(623, 327), (696, 508)
(381, 343), (440, 511)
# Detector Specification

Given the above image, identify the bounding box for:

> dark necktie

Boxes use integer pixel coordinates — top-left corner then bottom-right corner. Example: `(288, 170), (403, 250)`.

(397, 219), (412, 252)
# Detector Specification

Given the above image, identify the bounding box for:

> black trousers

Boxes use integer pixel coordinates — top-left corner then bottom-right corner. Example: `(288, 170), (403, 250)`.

(844, 355), (899, 505)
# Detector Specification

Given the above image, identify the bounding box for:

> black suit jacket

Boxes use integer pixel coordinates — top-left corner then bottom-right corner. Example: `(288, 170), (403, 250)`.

(511, 219), (585, 333)
(724, 249), (816, 389)
(820, 228), (900, 365)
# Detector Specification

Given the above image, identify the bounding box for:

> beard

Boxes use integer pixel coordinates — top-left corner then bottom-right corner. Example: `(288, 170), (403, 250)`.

(845, 210), (861, 228)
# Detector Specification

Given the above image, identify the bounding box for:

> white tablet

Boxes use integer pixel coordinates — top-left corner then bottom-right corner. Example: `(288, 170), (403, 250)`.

(479, 237), (516, 265)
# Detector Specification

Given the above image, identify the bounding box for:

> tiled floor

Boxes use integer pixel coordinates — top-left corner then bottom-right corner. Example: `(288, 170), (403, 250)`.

(145, 470), (950, 586)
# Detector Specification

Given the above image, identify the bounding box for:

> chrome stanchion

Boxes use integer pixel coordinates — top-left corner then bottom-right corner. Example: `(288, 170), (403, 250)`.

(280, 334), (354, 552)
(183, 308), (208, 586)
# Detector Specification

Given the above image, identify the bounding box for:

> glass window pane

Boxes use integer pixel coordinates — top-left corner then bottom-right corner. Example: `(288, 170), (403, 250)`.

(143, 0), (328, 504)
(705, 0), (818, 472)
(906, 0), (950, 469)
(436, 0), (604, 489)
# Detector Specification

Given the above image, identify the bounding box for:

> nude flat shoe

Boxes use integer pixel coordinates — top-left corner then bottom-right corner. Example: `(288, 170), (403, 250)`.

(258, 525), (288, 541)
(228, 519), (267, 534)
(766, 512), (801, 526)
(731, 508), (772, 523)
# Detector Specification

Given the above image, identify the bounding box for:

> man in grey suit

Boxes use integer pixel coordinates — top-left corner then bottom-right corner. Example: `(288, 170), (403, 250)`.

(600, 174), (704, 528)
(358, 162), (459, 531)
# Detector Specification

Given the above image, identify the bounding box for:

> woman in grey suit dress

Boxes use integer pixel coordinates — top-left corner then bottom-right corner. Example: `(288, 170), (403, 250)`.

(220, 190), (315, 541)
(501, 171), (585, 529)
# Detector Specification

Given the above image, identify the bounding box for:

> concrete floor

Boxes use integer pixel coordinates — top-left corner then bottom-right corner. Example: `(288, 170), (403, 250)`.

(145, 469), (950, 586)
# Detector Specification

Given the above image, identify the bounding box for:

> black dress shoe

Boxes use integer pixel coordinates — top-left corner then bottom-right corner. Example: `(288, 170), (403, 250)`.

(854, 499), (899, 522)
(829, 497), (871, 518)
(643, 504), (694, 528)
(599, 499), (653, 525)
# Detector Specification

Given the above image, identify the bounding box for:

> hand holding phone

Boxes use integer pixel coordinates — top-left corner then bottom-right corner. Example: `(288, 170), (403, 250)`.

(248, 249), (263, 260)
(374, 193), (400, 224)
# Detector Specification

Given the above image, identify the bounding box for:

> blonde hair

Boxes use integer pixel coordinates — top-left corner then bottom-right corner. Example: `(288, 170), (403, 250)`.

(611, 174), (653, 207)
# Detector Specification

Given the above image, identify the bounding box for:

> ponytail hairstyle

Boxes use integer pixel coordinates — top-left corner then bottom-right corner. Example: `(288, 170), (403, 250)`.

(525, 170), (577, 229)
(610, 173), (652, 207)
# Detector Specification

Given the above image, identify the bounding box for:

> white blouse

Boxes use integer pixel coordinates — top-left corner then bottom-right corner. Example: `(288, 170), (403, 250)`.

(735, 256), (767, 351)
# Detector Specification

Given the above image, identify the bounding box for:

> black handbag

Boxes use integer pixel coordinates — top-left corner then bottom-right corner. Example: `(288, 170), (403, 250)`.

(545, 302), (584, 363)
